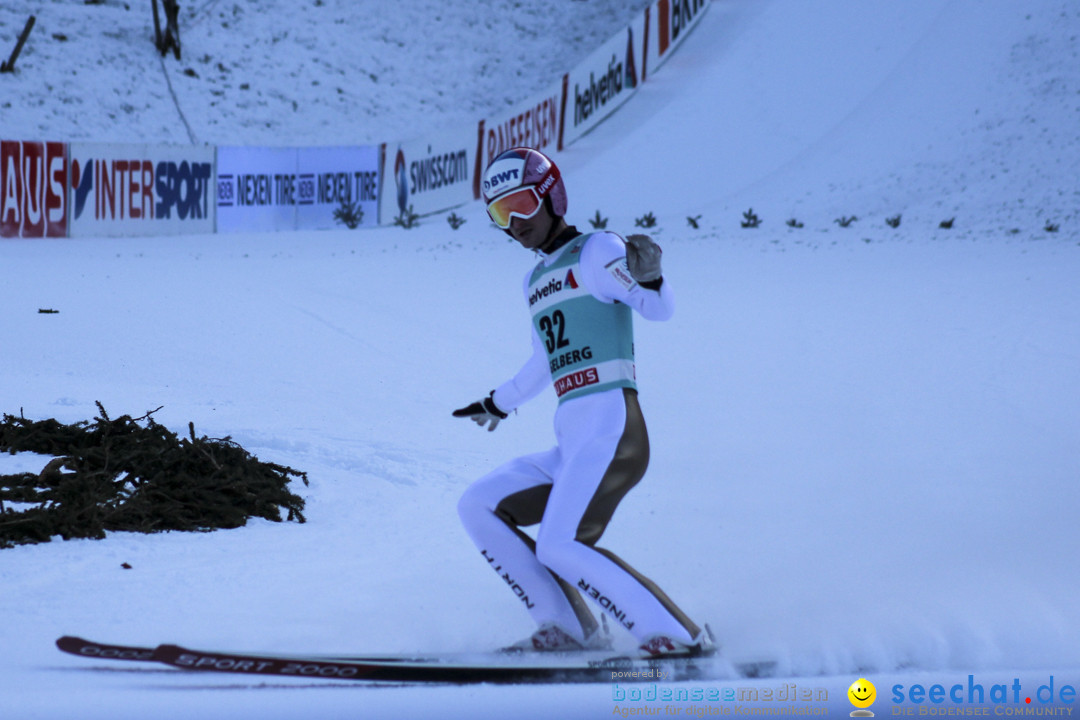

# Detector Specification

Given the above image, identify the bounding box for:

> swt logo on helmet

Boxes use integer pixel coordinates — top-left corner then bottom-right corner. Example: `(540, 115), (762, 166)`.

(483, 169), (519, 192)
(482, 156), (527, 198)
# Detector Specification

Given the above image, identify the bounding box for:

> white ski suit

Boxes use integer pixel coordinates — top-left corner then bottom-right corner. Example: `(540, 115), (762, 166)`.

(457, 229), (700, 645)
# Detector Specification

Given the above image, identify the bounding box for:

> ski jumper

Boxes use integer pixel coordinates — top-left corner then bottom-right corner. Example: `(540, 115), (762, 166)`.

(457, 229), (701, 645)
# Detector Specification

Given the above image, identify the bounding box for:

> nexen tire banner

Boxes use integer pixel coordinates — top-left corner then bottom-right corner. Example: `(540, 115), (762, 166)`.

(380, 130), (473, 223)
(1, 140), (67, 239)
(216, 146), (300, 233)
(295, 145), (379, 230)
(68, 143), (214, 237)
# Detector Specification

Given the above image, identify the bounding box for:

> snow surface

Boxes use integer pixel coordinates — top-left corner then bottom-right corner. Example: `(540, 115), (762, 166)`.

(1, 0), (651, 145)
(2, 0), (1080, 718)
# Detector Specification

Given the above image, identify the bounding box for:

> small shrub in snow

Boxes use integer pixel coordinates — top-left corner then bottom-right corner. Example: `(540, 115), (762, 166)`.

(635, 212), (657, 229)
(741, 209), (761, 228)
(333, 198), (364, 229)
(394, 205), (420, 229)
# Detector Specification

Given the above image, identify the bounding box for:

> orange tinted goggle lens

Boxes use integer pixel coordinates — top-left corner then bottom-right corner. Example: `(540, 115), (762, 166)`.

(487, 186), (542, 228)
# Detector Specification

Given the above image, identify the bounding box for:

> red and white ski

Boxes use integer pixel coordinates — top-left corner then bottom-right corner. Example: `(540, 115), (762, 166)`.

(57, 635), (775, 684)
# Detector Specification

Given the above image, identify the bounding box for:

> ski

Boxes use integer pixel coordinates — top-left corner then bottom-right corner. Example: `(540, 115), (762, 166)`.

(57, 636), (776, 684)
(56, 636), (157, 662)
(152, 643), (759, 684)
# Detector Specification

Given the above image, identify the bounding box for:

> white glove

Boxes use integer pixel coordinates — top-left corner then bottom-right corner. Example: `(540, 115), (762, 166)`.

(625, 234), (663, 283)
(452, 392), (509, 432)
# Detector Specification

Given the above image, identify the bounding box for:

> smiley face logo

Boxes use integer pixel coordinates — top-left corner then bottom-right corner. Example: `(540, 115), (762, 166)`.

(848, 678), (877, 709)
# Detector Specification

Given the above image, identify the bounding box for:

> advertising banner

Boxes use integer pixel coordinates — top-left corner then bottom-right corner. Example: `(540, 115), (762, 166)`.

(473, 77), (565, 200)
(644, 0), (710, 80)
(560, 13), (647, 147)
(294, 145), (379, 230)
(380, 128), (473, 224)
(216, 146), (300, 233)
(1, 140), (67, 238)
(67, 143), (214, 237)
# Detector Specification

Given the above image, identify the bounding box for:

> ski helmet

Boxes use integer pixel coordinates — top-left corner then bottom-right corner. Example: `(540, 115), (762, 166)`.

(482, 147), (568, 226)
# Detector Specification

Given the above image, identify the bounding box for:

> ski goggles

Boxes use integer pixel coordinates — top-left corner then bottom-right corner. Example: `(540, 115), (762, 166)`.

(485, 164), (561, 229)
(486, 186), (544, 229)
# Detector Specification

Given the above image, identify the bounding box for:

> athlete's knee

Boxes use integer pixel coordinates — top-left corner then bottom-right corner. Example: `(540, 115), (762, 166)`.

(534, 535), (576, 574)
(457, 482), (492, 526)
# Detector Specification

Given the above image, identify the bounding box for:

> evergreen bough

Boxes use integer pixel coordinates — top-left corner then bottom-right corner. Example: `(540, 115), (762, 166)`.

(0, 403), (308, 548)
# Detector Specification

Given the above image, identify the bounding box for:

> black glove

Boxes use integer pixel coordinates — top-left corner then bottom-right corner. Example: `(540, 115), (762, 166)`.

(453, 391), (509, 432)
(625, 234), (663, 286)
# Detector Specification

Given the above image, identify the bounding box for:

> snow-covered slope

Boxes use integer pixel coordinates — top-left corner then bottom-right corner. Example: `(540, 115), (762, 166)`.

(2, 1), (1078, 719)
(1, 0), (651, 145)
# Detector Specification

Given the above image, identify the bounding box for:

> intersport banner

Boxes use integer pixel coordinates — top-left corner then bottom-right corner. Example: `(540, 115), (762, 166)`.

(380, 129), (473, 223)
(68, 143), (215, 237)
(1, 140), (67, 239)
(560, 13), (647, 148)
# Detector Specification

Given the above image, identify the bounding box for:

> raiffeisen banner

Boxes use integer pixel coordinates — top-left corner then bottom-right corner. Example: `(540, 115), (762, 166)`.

(381, 129), (473, 224)
(67, 143), (215, 237)
(472, 77), (565, 201)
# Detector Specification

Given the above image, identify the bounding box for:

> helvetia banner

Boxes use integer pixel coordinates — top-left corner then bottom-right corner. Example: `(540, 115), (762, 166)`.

(560, 12), (648, 147)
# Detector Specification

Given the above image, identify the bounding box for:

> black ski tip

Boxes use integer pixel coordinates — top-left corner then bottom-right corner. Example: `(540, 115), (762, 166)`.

(56, 636), (96, 655)
(56, 636), (157, 662)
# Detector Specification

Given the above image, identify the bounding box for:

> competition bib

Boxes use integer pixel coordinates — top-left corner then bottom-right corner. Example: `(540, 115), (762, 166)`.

(527, 234), (636, 403)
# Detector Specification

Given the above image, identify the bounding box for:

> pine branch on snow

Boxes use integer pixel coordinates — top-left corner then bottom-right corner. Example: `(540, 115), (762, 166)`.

(0, 403), (307, 548)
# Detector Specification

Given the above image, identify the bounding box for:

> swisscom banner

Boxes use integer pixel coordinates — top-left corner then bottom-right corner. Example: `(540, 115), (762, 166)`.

(68, 143), (215, 237)
(380, 129), (473, 223)
(1, 140), (67, 239)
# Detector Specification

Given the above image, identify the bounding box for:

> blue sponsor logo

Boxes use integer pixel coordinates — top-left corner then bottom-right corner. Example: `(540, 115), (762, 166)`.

(71, 157), (212, 222)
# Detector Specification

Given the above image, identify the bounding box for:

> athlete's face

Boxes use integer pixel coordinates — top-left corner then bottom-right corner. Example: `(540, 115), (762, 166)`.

(508, 202), (557, 251)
